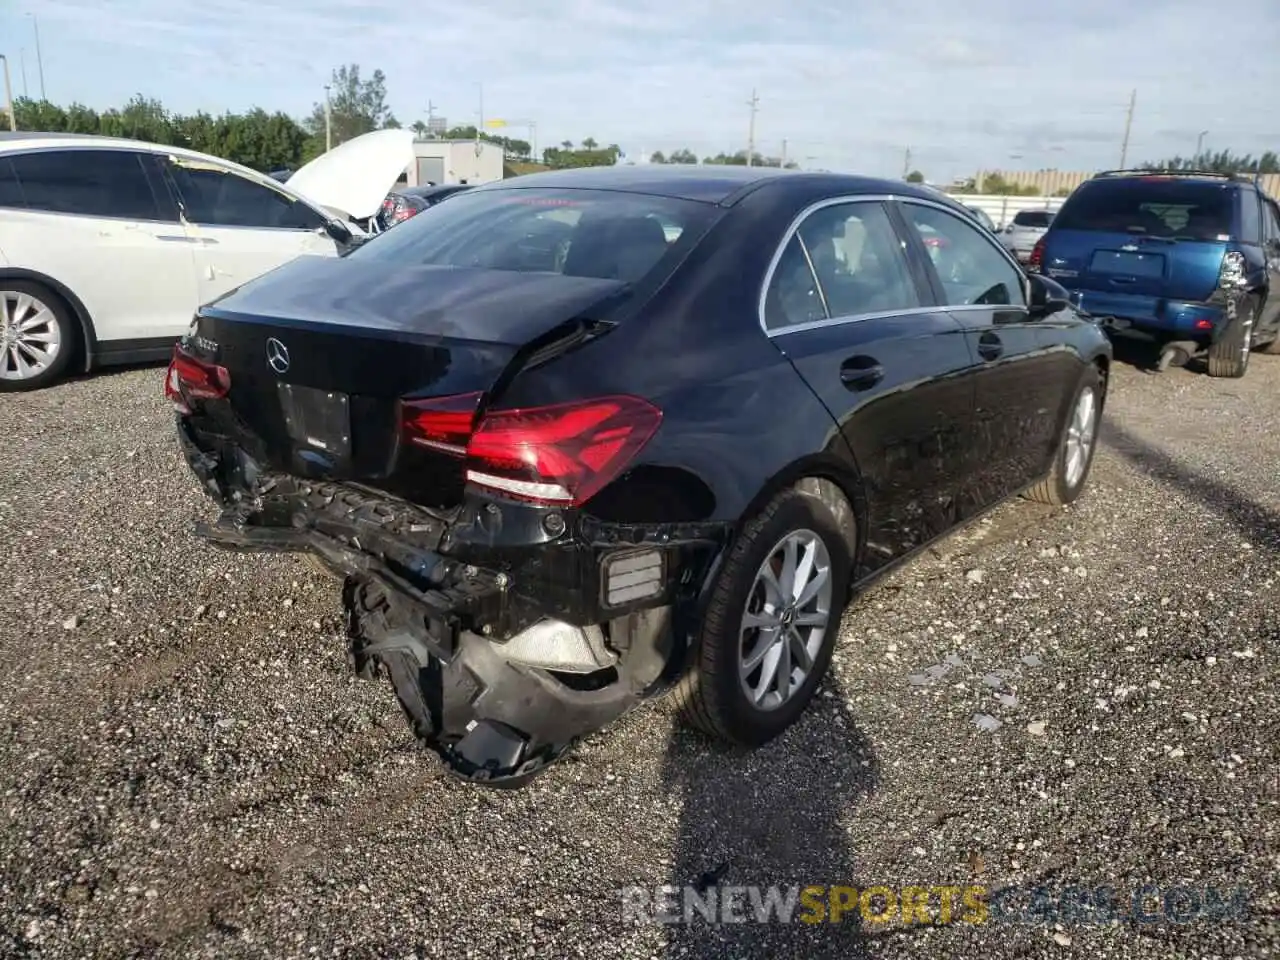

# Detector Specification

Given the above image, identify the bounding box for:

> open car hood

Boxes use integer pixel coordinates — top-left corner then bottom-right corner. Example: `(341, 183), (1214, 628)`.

(286, 129), (415, 222)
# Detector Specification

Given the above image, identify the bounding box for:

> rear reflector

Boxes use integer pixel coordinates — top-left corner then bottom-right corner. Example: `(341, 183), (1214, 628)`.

(165, 344), (230, 413)
(400, 393), (662, 507)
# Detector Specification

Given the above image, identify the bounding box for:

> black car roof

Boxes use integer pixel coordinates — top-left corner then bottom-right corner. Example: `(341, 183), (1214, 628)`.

(474, 163), (963, 207)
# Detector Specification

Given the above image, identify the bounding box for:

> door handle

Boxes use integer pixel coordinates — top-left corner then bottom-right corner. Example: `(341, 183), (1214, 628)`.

(840, 355), (884, 391)
(978, 332), (1003, 361)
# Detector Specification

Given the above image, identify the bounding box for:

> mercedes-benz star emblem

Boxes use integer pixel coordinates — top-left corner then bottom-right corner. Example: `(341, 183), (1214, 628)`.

(265, 337), (290, 374)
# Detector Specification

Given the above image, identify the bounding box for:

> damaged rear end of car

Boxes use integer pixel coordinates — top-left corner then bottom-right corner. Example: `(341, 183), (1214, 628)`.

(169, 185), (730, 786)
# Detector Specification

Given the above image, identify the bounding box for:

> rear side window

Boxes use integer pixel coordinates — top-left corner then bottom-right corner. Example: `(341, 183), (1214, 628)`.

(1054, 178), (1235, 240)
(1012, 210), (1053, 228)
(1263, 199), (1280, 246)
(349, 187), (718, 287)
(7, 149), (163, 220)
(1238, 190), (1261, 244)
(169, 165), (326, 231)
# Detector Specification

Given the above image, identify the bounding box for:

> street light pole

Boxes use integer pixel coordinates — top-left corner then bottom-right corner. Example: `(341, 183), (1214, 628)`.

(29, 14), (45, 100)
(1196, 130), (1208, 160)
(0, 56), (15, 131)
(323, 84), (332, 151)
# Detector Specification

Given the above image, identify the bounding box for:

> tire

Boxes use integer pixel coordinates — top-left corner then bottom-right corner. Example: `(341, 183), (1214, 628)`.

(0, 281), (77, 391)
(1025, 364), (1104, 506)
(1206, 299), (1255, 378)
(674, 486), (854, 747)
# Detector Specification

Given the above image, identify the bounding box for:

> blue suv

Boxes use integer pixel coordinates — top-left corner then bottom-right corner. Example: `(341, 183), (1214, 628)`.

(1029, 170), (1280, 377)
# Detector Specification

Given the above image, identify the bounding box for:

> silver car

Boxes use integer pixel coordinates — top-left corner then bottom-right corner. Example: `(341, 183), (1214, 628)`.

(1000, 209), (1055, 262)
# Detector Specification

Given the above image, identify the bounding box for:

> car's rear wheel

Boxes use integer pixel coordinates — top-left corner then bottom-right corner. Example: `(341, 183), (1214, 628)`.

(1206, 299), (1255, 378)
(674, 486), (853, 746)
(1025, 364), (1104, 506)
(0, 282), (75, 392)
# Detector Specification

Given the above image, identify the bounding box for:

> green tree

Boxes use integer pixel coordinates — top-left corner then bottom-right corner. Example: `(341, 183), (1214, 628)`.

(304, 64), (395, 151)
(1140, 149), (1279, 175)
(905, 169), (925, 183)
(649, 150), (667, 164)
(668, 148), (698, 164)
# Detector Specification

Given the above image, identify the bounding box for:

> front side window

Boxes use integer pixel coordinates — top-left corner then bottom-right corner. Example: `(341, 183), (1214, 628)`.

(7, 149), (162, 220)
(170, 165), (326, 230)
(348, 188), (717, 286)
(901, 203), (1026, 307)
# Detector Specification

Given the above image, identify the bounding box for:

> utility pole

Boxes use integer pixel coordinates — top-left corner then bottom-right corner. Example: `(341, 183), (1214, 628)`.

(475, 83), (484, 157)
(18, 50), (27, 98)
(323, 84), (332, 151)
(746, 89), (759, 167)
(0, 56), (14, 132)
(902, 147), (912, 179)
(425, 100), (437, 137)
(1119, 88), (1136, 169)
(780, 138), (788, 168)
(1196, 129), (1208, 160)
(29, 14), (45, 100)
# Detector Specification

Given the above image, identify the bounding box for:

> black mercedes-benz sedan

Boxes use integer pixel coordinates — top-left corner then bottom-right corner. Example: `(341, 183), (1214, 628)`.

(167, 164), (1111, 787)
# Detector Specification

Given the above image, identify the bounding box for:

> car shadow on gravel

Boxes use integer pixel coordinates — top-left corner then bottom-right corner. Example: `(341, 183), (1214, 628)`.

(657, 691), (879, 958)
(1101, 419), (1280, 551)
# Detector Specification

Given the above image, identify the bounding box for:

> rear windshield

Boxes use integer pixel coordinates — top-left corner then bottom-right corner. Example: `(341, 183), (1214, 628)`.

(349, 187), (719, 285)
(1012, 210), (1053, 228)
(1053, 178), (1236, 240)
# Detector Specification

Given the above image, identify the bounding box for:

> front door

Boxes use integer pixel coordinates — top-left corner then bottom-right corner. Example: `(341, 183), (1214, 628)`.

(761, 198), (975, 575)
(896, 199), (1074, 514)
(162, 160), (338, 306)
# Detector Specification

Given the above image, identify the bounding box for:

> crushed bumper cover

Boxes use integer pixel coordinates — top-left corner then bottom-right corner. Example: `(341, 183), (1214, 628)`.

(179, 419), (717, 786)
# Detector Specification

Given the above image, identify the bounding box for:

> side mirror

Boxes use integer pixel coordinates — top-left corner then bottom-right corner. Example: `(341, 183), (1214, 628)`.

(1027, 273), (1071, 318)
(324, 218), (353, 245)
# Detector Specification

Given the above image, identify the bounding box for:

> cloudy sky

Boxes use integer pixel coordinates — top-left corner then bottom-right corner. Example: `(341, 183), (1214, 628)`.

(4, 0), (1279, 180)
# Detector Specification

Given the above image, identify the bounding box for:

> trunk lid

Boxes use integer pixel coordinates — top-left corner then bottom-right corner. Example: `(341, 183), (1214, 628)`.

(192, 257), (628, 506)
(1041, 229), (1226, 302)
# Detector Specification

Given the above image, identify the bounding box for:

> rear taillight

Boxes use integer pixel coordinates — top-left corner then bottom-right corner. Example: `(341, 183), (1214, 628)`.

(400, 394), (663, 507)
(1027, 237), (1046, 273)
(402, 391), (483, 454)
(392, 206), (417, 223)
(164, 344), (230, 414)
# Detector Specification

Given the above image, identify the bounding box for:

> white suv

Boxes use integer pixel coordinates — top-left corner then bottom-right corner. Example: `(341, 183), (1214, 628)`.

(1000, 208), (1055, 263)
(0, 130), (414, 390)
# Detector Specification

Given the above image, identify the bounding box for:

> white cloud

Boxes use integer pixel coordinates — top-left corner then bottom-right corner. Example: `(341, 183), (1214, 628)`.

(8, 0), (1280, 180)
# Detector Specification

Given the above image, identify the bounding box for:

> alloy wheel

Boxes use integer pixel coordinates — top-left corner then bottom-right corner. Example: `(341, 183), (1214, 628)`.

(1063, 386), (1098, 488)
(739, 529), (834, 711)
(0, 290), (62, 382)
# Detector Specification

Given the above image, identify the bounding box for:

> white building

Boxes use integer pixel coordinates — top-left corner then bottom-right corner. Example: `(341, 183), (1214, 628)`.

(402, 140), (505, 187)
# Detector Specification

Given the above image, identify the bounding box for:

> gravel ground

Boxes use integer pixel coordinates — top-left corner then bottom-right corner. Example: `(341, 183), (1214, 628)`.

(0, 348), (1277, 959)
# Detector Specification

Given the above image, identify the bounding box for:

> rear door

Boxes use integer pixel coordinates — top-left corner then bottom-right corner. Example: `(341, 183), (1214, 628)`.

(896, 199), (1072, 513)
(762, 197), (974, 572)
(161, 160), (338, 305)
(1043, 177), (1235, 302)
(1, 147), (199, 347)
(1257, 195), (1280, 337)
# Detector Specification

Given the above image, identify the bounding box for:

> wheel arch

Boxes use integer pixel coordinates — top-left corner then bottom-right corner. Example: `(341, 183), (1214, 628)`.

(694, 452), (867, 622)
(0, 268), (97, 372)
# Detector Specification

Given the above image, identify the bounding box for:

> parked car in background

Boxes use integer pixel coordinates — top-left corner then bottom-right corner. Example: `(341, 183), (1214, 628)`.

(1031, 170), (1280, 377)
(0, 129), (413, 390)
(1000, 208), (1054, 262)
(168, 165), (1110, 787)
(377, 183), (474, 231)
(965, 205), (997, 233)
